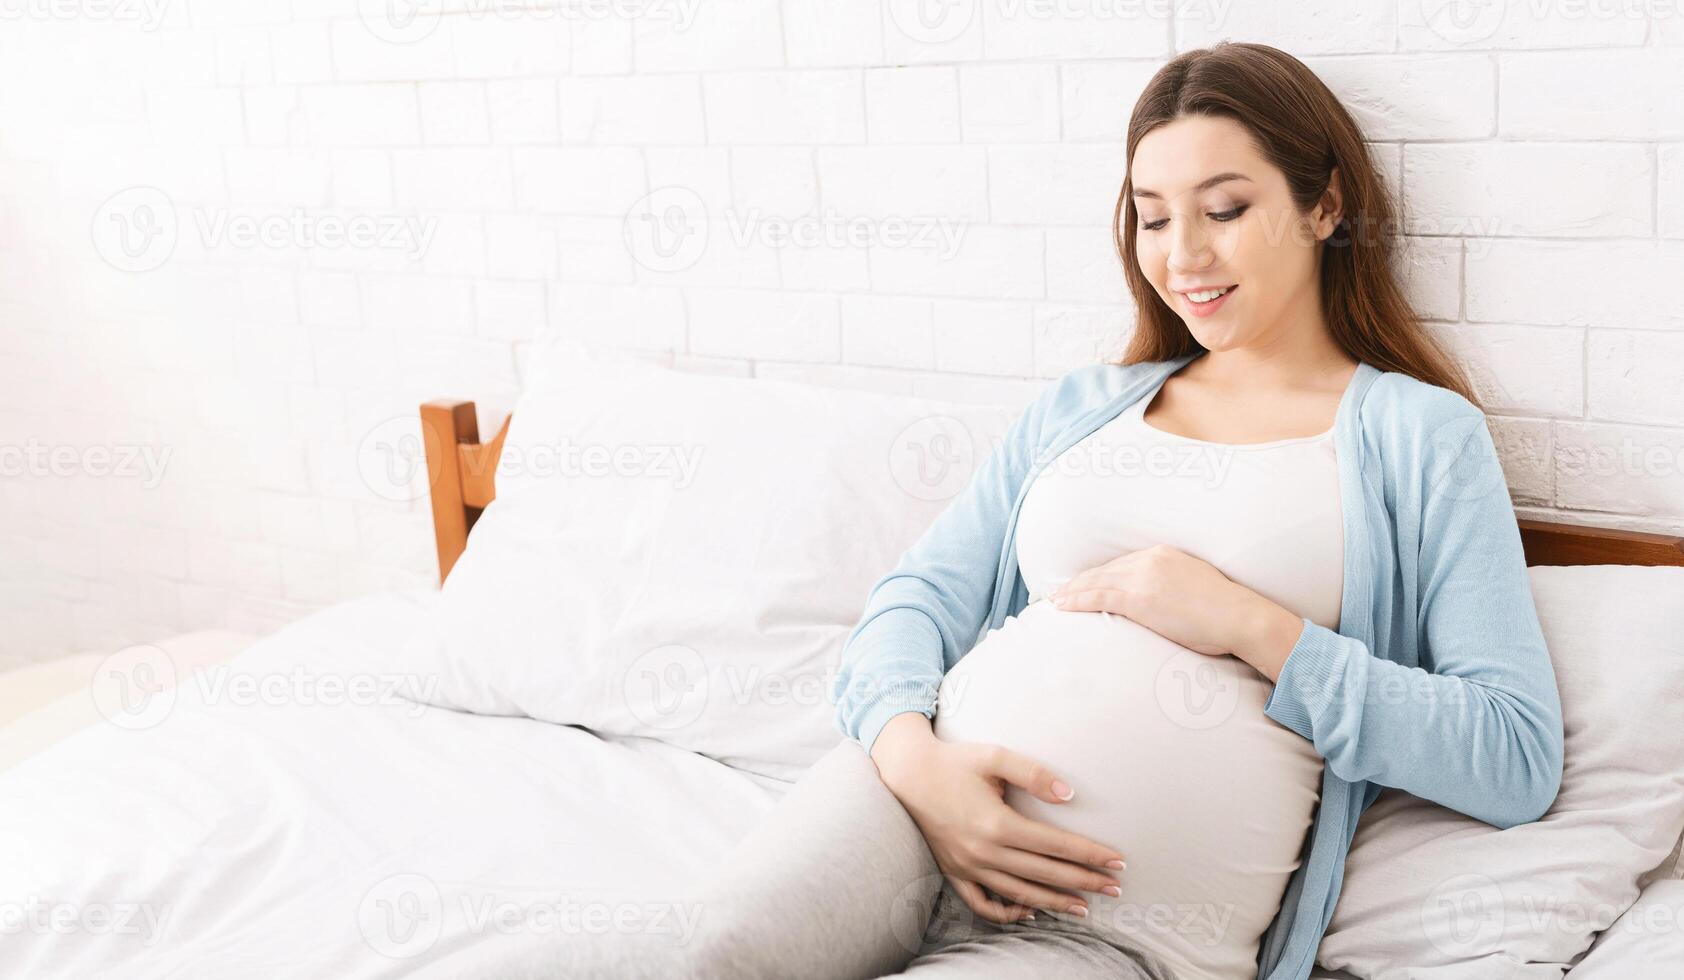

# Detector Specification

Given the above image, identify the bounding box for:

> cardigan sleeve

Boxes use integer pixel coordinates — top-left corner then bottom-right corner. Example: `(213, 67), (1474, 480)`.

(1261, 408), (1565, 830)
(829, 374), (1070, 756)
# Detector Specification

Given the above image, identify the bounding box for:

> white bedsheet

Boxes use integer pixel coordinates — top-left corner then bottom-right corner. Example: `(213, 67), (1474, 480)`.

(0, 590), (792, 979)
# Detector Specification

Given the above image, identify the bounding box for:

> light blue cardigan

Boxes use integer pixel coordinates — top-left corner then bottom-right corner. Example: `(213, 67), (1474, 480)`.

(829, 353), (1565, 980)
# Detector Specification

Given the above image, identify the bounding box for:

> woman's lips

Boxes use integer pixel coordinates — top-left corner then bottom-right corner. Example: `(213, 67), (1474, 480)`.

(1180, 284), (1236, 318)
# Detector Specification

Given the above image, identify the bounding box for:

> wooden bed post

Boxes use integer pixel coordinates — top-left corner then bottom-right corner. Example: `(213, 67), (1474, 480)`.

(1516, 519), (1684, 568)
(420, 400), (509, 585)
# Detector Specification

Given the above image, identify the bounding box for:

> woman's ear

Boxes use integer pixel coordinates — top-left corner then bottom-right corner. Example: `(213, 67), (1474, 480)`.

(1314, 166), (1344, 242)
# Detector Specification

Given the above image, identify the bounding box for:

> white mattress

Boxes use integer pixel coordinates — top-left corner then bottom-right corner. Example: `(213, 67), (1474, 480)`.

(4, 591), (1640, 979)
(0, 590), (792, 978)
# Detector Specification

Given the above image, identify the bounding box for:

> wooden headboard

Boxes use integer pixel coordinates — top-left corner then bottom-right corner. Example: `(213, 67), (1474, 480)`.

(418, 399), (1684, 585)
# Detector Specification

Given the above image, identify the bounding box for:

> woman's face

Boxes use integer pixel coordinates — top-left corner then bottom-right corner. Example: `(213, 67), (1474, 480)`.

(1130, 114), (1341, 353)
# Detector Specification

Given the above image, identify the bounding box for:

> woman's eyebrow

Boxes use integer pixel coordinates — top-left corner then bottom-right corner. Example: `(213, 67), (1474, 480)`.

(1132, 172), (1253, 200)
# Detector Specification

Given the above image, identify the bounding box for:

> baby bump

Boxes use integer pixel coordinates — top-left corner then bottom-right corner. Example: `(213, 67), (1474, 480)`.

(932, 600), (1324, 980)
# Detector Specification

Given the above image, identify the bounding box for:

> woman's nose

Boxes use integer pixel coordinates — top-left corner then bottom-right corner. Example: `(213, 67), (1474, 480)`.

(1166, 218), (1216, 273)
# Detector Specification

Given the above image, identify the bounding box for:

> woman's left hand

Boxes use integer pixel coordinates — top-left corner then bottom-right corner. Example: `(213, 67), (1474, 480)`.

(1048, 544), (1299, 676)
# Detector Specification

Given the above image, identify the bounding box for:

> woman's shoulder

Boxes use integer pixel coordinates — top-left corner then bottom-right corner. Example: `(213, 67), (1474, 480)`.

(1359, 369), (1512, 505)
(1359, 367), (1488, 442)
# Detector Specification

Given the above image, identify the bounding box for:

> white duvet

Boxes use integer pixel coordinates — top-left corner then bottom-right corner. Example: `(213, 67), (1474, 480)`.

(0, 591), (792, 979)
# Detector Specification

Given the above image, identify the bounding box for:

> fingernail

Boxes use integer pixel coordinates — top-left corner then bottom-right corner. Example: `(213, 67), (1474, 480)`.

(1024, 913), (1036, 921)
(1051, 780), (1074, 801)
(1069, 904), (1088, 917)
(1106, 860), (1126, 871)
(1102, 885), (1121, 897)
(1051, 595), (1067, 607)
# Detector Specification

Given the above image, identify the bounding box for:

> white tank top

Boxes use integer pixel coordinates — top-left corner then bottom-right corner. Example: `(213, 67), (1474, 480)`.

(1018, 389), (1344, 628)
(933, 383), (1343, 980)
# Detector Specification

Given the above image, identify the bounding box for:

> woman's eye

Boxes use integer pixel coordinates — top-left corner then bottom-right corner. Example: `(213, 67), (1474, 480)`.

(1139, 205), (1247, 232)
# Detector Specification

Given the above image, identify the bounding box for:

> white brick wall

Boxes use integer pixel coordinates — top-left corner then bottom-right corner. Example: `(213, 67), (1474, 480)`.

(0, 2), (1680, 667)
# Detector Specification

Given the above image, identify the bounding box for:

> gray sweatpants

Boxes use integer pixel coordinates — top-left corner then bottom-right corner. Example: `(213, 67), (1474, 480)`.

(438, 739), (1179, 979)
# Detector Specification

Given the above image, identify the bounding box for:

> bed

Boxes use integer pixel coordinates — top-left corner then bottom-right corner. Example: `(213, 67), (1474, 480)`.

(0, 590), (792, 977)
(5, 342), (1683, 979)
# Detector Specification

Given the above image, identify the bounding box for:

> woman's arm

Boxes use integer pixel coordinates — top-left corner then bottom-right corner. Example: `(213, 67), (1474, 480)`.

(1254, 408), (1566, 830)
(830, 369), (1077, 756)
(828, 365), (1143, 922)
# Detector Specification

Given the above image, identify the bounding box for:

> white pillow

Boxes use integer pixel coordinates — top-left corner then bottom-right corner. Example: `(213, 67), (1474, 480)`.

(1316, 565), (1684, 979)
(1567, 878), (1684, 978)
(400, 335), (1019, 781)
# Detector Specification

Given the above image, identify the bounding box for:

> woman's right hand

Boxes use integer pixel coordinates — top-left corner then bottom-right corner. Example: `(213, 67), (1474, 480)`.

(869, 712), (1127, 924)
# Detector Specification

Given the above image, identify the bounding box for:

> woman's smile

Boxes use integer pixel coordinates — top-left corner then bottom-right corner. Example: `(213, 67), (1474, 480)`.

(1177, 283), (1238, 317)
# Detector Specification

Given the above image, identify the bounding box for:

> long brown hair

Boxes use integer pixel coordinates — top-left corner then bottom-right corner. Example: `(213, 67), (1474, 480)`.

(1112, 41), (1478, 407)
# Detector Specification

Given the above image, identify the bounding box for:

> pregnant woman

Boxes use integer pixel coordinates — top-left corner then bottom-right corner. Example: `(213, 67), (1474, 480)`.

(467, 40), (1564, 980)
